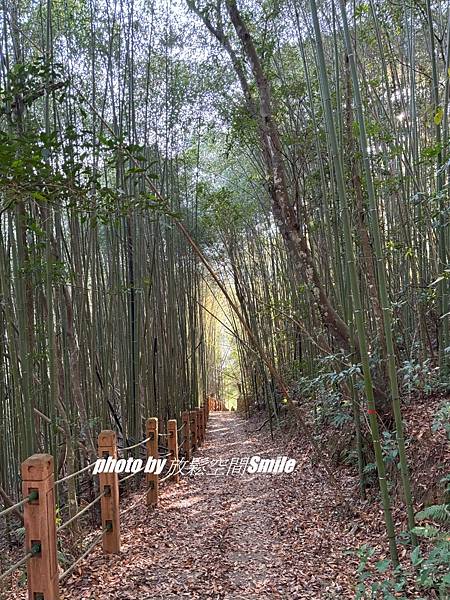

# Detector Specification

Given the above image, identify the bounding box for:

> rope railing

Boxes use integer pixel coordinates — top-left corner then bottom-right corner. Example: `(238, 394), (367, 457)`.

(0, 543), (41, 582)
(0, 403), (210, 596)
(121, 434), (153, 452)
(54, 461), (98, 486)
(158, 450), (172, 458)
(119, 468), (145, 484)
(159, 464), (183, 484)
(117, 446), (147, 455)
(118, 448), (173, 485)
(57, 490), (106, 533)
(119, 486), (151, 518)
(59, 527), (109, 582)
(158, 421), (185, 437)
(117, 465), (185, 519)
(0, 489), (38, 520)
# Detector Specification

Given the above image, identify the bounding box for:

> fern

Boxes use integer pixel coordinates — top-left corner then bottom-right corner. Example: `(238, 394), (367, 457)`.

(412, 525), (442, 539)
(416, 503), (450, 525)
(412, 490), (450, 598)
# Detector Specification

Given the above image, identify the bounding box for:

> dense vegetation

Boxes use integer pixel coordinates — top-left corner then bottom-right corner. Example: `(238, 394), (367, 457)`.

(0, 0), (449, 596)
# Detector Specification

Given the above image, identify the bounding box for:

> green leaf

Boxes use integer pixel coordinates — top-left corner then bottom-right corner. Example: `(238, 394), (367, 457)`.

(363, 462), (376, 474)
(375, 558), (390, 573)
(411, 525), (440, 538)
(434, 107), (444, 126)
(126, 167), (145, 174)
(32, 191), (47, 202)
(411, 545), (422, 566)
(421, 143), (442, 159)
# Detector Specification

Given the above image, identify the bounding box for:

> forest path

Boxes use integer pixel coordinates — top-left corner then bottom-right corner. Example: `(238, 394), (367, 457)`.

(63, 412), (361, 599)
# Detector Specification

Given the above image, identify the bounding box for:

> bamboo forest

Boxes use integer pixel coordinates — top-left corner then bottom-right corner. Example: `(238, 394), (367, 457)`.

(0, 0), (449, 597)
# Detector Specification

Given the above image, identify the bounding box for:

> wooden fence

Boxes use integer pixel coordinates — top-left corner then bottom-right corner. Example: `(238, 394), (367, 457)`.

(0, 402), (209, 600)
(207, 395), (227, 412)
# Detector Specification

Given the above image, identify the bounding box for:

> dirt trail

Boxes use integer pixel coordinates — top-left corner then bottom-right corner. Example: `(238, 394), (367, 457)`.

(63, 412), (362, 599)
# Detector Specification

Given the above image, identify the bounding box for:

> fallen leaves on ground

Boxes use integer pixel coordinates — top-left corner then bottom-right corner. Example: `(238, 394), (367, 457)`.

(4, 406), (445, 599)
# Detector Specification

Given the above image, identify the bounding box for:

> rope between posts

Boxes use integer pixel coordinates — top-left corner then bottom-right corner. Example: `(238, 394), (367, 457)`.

(0, 490), (38, 520)
(59, 533), (103, 582)
(121, 435), (153, 451)
(119, 462), (183, 518)
(159, 422), (185, 438)
(120, 468), (145, 484)
(118, 450), (173, 485)
(57, 490), (106, 532)
(0, 543), (41, 581)
(54, 461), (98, 486)
(159, 465), (182, 484)
(2, 416), (205, 587)
(159, 472), (172, 483)
(119, 486), (150, 518)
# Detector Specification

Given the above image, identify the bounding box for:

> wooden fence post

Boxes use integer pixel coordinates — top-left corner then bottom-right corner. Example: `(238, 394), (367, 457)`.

(201, 406), (206, 442)
(98, 430), (120, 553)
(195, 410), (199, 448)
(190, 411), (198, 452)
(146, 417), (159, 507)
(167, 420), (180, 484)
(200, 407), (205, 443)
(22, 453), (59, 600)
(182, 411), (191, 462)
(197, 408), (204, 446)
(203, 402), (208, 430)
